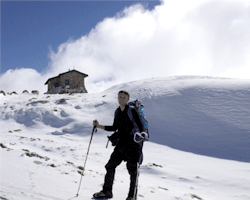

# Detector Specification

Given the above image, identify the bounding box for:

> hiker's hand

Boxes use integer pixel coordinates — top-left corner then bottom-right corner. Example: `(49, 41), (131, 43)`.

(93, 120), (99, 128)
(93, 120), (105, 130)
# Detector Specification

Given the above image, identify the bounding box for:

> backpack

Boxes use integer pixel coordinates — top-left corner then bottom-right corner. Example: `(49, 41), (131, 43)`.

(127, 99), (149, 136)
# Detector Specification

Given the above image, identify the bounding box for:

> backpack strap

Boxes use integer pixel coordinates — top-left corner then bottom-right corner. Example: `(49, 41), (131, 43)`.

(127, 106), (140, 135)
(128, 106), (144, 148)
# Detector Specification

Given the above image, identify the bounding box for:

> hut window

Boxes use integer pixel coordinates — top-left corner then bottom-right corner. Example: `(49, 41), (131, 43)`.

(65, 80), (69, 85)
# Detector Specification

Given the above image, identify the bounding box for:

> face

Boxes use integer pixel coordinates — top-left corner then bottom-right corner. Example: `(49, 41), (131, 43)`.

(118, 92), (129, 107)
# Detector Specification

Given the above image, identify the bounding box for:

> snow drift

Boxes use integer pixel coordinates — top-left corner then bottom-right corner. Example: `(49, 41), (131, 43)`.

(1, 76), (250, 200)
(102, 76), (250, 162)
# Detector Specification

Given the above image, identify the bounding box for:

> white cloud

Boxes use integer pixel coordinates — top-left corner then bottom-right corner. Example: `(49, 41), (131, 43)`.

(1, 0), (250, 94)
(0, 68), (47, 94)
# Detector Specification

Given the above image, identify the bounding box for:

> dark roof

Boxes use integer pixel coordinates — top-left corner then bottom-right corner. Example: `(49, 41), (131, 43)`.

(45, 70), (88, 85)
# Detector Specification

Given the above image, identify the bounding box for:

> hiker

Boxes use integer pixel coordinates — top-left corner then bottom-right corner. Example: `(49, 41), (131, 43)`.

(93, 90), (145, 200)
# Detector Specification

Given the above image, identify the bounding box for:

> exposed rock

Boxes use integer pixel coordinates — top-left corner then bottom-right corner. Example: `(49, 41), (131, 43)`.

(0, 143), (7, 148)
(26, 100), (48, 106)
(66, 161), (74, 165)
(38, 100), (48, 104)
(0, 143), (12, 151)
(25, 152), (39, 157)
(151, 163), (163, 168)
(22, 90), (29, 94)
(0, 90), (6, 96)
(191, 194), (203, 200)
(31, 90), (39, 95)
(158, 186), (169, 191)
(59, 98), (66, 103)
(29, 98), (37, 101)
(0, 195), (9, 200)
(77, 170), (83, 175)
(34, 160), (43, 165)
(78, 166), (84, 170)
(24, 152), (50, 161)
(10, 91), (17, 95)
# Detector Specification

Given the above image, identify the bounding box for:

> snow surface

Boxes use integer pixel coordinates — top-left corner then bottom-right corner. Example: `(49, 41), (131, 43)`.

(1, 76), (250, 200)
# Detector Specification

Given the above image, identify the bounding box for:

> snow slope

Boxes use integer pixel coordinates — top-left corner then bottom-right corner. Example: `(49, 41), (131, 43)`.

(1, 76), (250, 200)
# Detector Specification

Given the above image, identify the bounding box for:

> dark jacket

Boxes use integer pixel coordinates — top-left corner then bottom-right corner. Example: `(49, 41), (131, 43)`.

(105, 104), (143, 163)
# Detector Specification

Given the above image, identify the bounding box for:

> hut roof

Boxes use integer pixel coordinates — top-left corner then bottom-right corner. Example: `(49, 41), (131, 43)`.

(45, 70), (88, 85)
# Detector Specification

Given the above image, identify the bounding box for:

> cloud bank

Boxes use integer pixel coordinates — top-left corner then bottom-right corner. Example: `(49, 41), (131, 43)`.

(1, 0), (250, 94)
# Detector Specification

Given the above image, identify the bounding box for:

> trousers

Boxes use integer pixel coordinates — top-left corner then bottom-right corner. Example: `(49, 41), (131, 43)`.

(102, 147), (139, 197)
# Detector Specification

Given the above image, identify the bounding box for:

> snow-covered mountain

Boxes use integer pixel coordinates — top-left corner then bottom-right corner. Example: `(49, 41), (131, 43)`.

(1, 76), (250, 200)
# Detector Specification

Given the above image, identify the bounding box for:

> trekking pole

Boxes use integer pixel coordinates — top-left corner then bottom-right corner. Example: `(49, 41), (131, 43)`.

(76, 125), (97, 197)
(106, 139), (110, 148)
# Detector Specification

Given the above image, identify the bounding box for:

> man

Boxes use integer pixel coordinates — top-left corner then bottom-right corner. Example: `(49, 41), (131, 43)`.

(93, 90), (144, 200)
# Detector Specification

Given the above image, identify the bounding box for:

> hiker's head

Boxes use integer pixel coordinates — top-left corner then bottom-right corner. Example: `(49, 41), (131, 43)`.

(118, 90), (130, 99)
(118, 90), (130, 106)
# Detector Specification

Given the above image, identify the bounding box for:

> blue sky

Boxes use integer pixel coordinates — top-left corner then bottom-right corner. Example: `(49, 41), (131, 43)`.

(1, 0), (250, 94)
(1, 0), (160, 74)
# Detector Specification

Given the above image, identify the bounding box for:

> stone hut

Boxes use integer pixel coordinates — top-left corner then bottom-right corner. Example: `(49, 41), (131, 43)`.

(45, 70), (88, 94)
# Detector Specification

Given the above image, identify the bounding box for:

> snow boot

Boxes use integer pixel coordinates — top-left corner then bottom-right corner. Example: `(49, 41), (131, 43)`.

(93, 190), (113, 199)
